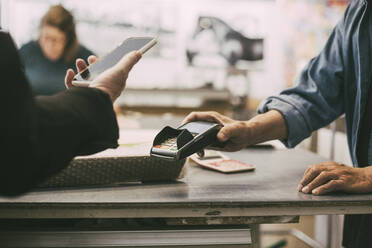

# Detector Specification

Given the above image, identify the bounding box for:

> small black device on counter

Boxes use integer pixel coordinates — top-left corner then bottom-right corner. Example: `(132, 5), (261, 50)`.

(150, 121), (224, 161)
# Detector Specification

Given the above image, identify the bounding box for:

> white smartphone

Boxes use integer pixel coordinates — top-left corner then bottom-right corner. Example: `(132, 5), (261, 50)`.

(72, 37), (157, 86)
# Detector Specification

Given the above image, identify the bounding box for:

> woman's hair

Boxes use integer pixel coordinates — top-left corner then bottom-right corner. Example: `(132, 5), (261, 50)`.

(39, 5), (79, 63)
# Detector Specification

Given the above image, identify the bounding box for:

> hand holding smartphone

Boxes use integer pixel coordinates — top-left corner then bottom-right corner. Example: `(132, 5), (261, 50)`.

(72, 37), (157, 87)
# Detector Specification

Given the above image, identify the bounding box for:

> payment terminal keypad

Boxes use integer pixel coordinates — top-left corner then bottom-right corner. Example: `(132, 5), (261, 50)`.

(151, 121), (223, 160)
(155, 137), (177, 151)
(154, 133), (197, 152)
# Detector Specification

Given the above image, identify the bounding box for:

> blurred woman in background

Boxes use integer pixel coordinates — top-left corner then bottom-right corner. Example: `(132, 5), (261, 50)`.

(19, 4), (93, 95)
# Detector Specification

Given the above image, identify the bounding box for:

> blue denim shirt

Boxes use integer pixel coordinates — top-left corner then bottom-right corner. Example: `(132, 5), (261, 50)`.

(258, 0), (371, 167)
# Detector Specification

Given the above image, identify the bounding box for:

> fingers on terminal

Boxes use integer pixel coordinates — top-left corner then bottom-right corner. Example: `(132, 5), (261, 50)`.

(184, 111), (222, 124)
(183, 112), (200, 124)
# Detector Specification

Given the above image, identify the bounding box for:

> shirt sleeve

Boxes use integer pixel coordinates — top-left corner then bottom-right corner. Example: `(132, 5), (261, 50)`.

(258, 9), (348, 148)
(0, 32), (118, 196)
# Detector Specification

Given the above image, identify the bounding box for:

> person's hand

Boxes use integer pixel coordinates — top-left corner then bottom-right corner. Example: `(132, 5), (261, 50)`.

(183, 111), (251, 152)
(65, 55), (98, 89)
(183, 110), (287, 153)
(65, 51), (142, 102)
(298, 162), (372, 195)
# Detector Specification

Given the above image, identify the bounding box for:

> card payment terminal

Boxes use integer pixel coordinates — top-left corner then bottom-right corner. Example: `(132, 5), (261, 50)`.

(150, 121), (224, 161)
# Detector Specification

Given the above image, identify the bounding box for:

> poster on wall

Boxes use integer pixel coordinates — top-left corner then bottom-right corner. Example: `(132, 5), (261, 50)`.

(280, 0), (349, 87)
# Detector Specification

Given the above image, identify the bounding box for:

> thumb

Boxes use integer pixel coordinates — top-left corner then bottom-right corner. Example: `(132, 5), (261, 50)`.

(115, 51), (142, 74)
(217, 123), (242, 142)
(217, 126), (232, 142)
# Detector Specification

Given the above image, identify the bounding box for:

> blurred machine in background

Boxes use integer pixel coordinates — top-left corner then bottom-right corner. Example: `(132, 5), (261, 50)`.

(0, 0), (275, 120)
(186, 16), (264, 66)
(184, 15), (264, 119)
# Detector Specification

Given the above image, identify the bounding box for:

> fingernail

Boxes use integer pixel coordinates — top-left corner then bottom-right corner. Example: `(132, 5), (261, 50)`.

(302, 186), (309, 193)
(297, 184), (303, 191)
(312, 189), (319, 195)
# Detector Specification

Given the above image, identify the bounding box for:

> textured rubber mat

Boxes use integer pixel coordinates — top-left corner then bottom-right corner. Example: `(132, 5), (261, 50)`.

(39, 156), (186, 188)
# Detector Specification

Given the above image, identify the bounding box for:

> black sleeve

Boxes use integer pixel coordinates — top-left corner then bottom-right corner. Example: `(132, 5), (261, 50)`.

(0, 32), (118, 196)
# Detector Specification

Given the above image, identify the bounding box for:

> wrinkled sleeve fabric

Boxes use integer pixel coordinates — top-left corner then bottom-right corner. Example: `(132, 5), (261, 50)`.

(0, 32), (118, 196)
(258, 15), (346, 148)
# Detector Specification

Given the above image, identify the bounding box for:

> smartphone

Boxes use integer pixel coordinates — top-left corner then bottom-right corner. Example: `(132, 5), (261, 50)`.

(72, 37), (157, 86)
